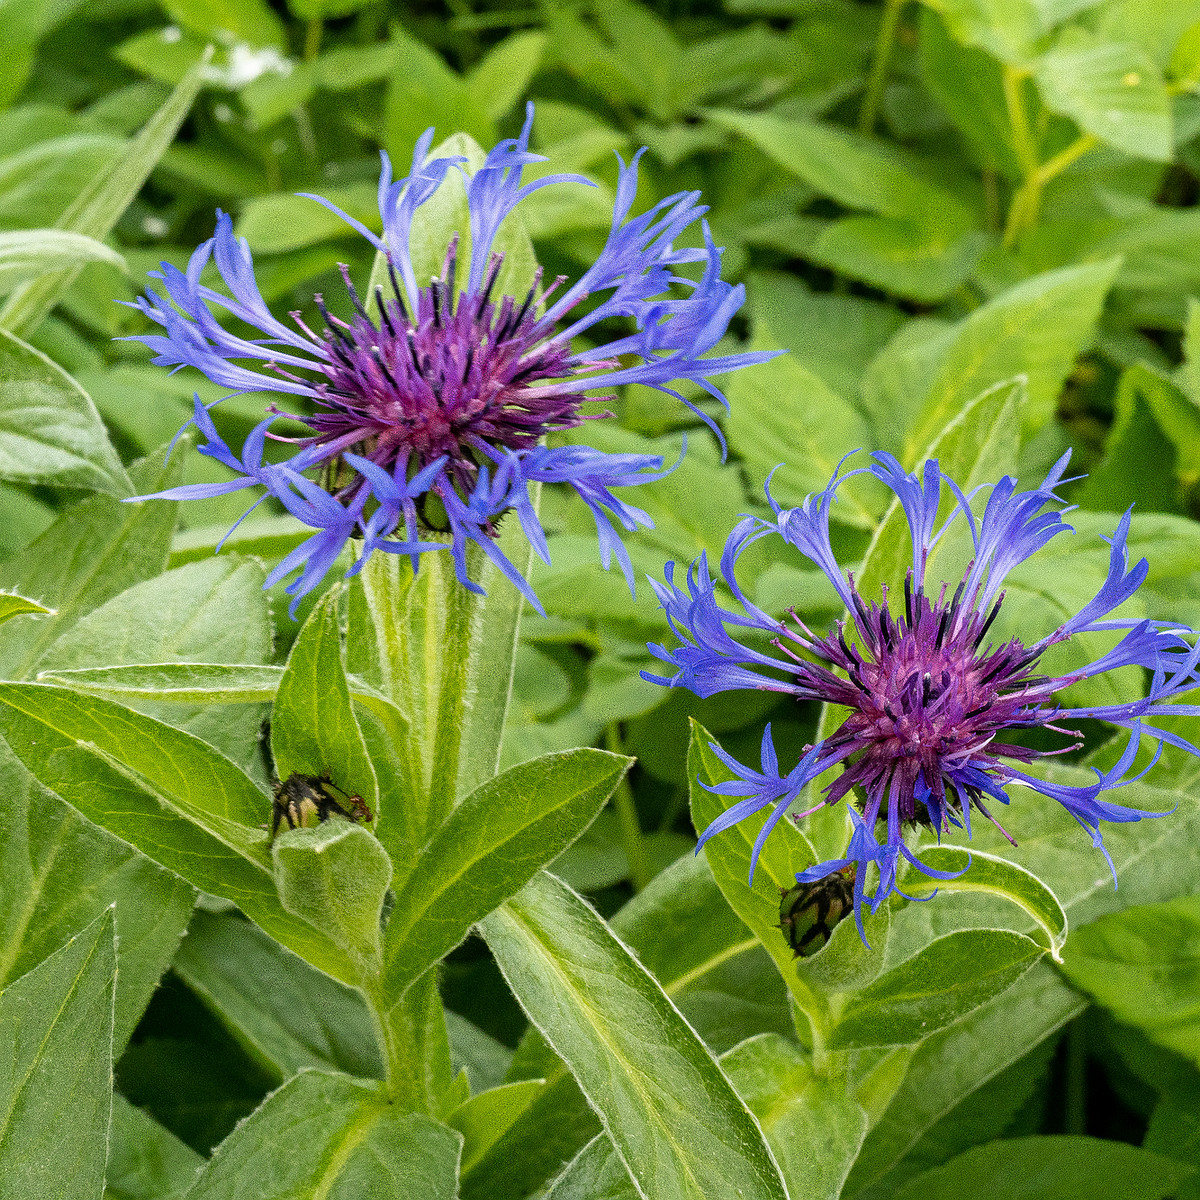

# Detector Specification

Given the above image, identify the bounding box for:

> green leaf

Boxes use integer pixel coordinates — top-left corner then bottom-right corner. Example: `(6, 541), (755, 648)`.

(843, 962), (1084, 1196)
(0, 591), (51, 625)
(0, 683), (356, 984)
(610, 851), (791, 1053)
(906, 846), (1068, 960)
(35, 663), (284, 704)
(0, 229), (124, 292)
(723, 349), (877, 525)
(237, 184), (379, 255)
(105, 1093), (204, 1200)
(184, 1071), (462, 1199)
(858, 379), (1021, 606)
(0, 737), (193, 1053)
(0, 57), (206, 336)
(271, 588), (379, 818)
(462, 853), (791, 1199)
(1077, 363), (1200, 512)
(384, 34), (494, 170)
(380, 749), (630, 1001)
(722, 1034), (869, 1200)
(707, 109), (974, 231)
(545, 1136), (639, 1200)
(1034, 36), (1173, 161)
(0, 910), (115, 1198)
(828, 929), (1043, 1049)
(173, 907), (382, 1082)
(919, 0), (1043, 64)
(446, 1079), (545, 1175)
(466, 32), (546, 122)
(0, 446), (180, 681)
(480, 871), (789, 1200)
(688, 721), (824, 983)
(689, 720), (887, 1027)
(0, 683), (267, 856)
(0, 326), (132, 496)
(808, 219), (990, 303)
(904, 259), (1119, 455)
(892, 1135), (1192, 1200)
(34, 556), (274, 774)
(163, 0), (285, 48)
(1058, 894), (1200, 1068)
(273, 821), (392, 977)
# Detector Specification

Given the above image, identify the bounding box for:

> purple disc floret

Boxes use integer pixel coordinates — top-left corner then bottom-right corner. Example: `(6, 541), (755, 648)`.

(125, 105), (775, 613)
(644, 451), (1200, 939)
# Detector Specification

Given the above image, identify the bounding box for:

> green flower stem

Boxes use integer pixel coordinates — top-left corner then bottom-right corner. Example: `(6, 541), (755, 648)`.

(1002, 63), (1100, 247)
(858, 0), (906, 134)
(607, 725), (652, 892)
(304, 18), (324, 61)
(1004, 131), (1099, 248)
(364, 977), (432, 1111)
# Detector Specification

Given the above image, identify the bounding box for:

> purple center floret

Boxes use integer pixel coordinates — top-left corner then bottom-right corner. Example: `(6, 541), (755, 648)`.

(783, 577), (1065, 839)
(292, 244), (591, 509)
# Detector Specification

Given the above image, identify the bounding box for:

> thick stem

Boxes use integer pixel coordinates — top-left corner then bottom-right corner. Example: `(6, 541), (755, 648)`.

(364, 978), (426, 1110)
(858, 0), (906, 134)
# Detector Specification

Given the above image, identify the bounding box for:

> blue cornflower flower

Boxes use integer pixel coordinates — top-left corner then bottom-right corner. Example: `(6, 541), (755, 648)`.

(645, 451), (1200, 937)
(126, 105), (772, 613)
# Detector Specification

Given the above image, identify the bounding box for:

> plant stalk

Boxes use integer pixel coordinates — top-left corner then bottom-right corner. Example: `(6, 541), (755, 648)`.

(859, 0), (906, 134)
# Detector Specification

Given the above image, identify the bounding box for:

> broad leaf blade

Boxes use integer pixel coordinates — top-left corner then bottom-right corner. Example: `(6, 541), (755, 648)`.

(381, 748), (630, 1000)
(0, 327), (132, 497)
(173, 907), (382, 1082)
(0, 738), (193, 1052)
(480, 871), (789, 1200)
(271, 588), (379, 815)
(0, 910), (115, 1199)
(183, 1071), (462, 1199)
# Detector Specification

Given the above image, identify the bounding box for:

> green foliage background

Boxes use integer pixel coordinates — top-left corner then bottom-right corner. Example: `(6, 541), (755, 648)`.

(2, 0), (1200, 1196)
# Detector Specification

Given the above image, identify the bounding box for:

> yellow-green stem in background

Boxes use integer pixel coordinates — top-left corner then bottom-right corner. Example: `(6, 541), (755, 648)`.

(858, 0), (906, 134)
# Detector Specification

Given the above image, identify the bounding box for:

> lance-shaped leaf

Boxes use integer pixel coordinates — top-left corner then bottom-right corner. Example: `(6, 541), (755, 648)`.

(381, 748), (630, 1002)
(905, 845), (1068, 960)
(480, 871), (789, 1200)
(271, 588), (378, 817)
(0, 327), (132, 497)
(0, 909), (115, 1199)
(0, 591), (52, 625)
(0, 56), (207, 336)
(0, 737), (193, 1053)
(0, 684), (355, 983)
(184, 1071), (462, 1200)
(0, 228), (124, 292)
(0, 444), (181, 681)
(827, 929), (1043, 1050)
